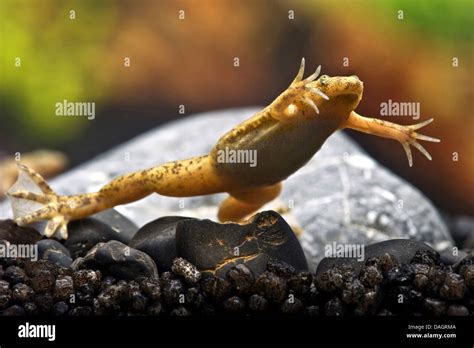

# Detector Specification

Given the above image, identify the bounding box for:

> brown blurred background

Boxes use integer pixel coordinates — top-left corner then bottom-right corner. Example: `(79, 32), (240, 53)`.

(0, 0), (473, 215)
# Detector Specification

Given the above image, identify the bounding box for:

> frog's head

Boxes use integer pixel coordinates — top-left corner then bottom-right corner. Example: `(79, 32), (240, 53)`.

(315, 74), (364, 114)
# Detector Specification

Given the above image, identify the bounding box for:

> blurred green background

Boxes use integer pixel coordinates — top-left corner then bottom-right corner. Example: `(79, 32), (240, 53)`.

(0, 0), (473, 214)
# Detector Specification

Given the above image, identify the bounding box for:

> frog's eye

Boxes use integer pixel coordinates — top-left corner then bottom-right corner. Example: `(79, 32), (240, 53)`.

(319, 75), (330, 85)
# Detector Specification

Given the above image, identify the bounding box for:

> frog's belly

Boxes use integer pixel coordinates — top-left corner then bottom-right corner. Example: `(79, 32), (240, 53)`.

(213, 118), (338, 187)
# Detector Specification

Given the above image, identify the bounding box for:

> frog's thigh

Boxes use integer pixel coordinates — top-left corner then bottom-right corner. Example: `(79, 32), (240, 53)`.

(217, 182), (282, 222)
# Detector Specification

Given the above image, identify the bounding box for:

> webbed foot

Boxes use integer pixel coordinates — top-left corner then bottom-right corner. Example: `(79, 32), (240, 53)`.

(7, 163), (71, 239)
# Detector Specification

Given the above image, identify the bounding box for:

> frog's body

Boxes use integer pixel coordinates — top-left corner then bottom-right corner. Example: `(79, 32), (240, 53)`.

(7, 59), (440, 239)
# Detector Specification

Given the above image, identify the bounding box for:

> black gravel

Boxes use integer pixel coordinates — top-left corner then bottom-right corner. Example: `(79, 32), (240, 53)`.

(0, 249), (472, 316)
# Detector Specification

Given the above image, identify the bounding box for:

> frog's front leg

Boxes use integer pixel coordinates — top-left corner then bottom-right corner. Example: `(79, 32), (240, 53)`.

(268, 58), (329, 121)
(342, 111), (441, 166)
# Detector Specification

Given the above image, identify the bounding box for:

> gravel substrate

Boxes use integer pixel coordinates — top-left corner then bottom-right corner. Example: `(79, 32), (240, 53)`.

(0, 249), (472, 316)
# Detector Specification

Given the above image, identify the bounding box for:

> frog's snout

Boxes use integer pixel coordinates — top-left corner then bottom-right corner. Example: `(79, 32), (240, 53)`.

(343, 75), (364, 95)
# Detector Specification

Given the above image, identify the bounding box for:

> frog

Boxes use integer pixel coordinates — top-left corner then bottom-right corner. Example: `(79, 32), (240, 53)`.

(7, 58), (440, 239)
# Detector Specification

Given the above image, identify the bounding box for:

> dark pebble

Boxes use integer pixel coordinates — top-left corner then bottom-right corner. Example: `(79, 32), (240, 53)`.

(359, 265), (383, 287)
(341, 279), (365, 304)
(140, 278), (161, 301)
(66, 209), (138, 258)
(248, 294), (269, 312)
(1, 304), (26, 316)
(253, 271), (287, 303)
(69, 306), (93, 316)
(129, 216), (192, 272)
(304, 305), (320, 316)
(423, 297), (447, 316)
(185, 287), (205, 309)
(266, 259), (297, 279)
(411, 249), (441, 266)
(161, 278), (184, 305)
(0, 220), (41, 244)
(222, 296), (246, 313)
(72, 240), (158, 280)
(446, 304), (469, 316)
(52, 301), (69, 316)
(280, 296), (303, 314)
(24, 302), (39, 315)
(439, 273), (466, 300)
(37, 239), (72, 267)
(73, 269), (102, 290)
(54, 276), (74, 301)
(3, 265), (26, 284)
(169, 306), (190, 316)
(226, 264), (254, 295)
(12, 283), (33, 302)
(315, 267), (345, 293)
(176, 211), (308, 278)
(201, 277), (232, 303)
(171, 257), (201, 284)
(324, 297), (346, 316)
(0, 280), (11, 309)
(316, 239), (435, 275)
(30, 269), (55, 293)
(34, 292), (53, 313)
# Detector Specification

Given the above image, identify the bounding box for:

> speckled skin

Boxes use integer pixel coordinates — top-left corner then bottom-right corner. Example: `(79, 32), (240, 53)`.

(7, 59), (440, 239)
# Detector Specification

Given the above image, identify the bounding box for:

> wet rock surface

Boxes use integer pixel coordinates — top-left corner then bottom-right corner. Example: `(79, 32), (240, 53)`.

(37, 239), (72, 268)
(129, 216), (192, 272)
(0, 220), (41, 245)
(175, 211), (308, 277)
(316, 239), (435, 275)
(65, 209), (138, 259)
(71, 240), (158, 280)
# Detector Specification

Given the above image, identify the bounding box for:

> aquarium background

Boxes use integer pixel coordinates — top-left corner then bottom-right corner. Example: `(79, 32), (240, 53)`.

(0, 0), (473, 215)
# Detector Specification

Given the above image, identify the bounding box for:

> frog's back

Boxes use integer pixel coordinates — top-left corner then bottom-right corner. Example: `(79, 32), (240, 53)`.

(211, 109), (340, 187)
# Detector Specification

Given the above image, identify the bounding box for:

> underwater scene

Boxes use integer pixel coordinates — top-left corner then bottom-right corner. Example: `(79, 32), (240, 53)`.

(0, 0), (472, 345)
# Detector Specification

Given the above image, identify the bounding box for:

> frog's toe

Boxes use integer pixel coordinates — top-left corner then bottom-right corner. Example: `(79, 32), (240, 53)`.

(6, 163), (69, 238)
(303, 65), (321, 83)
(292, 58), (306, 84)
(44, 216), (68, 239)
(399, 118), (440, 167)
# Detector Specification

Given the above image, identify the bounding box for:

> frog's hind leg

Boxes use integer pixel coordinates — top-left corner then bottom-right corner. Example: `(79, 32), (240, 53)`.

(7, 155), (233, 239)
(343, 111), (440, 167)
(217, 183), (282, 222)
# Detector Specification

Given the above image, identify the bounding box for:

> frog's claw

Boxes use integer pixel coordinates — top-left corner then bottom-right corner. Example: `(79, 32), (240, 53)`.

(271, 58), (329, 119)
(399, 118), (440, 167)
(6, 163), (70, 239)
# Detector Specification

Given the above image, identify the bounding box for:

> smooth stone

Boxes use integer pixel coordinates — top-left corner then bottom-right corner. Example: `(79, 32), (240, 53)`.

(316, 239), (435, 275)
(0, 220), (42, 244)
(444, 215), (474, 249)
(440, 248), (468, 266)
(175, 210), (308, 277)
(37, 239), (72, 267)
(71, 240), (158, 280)
(129, 216), (192, 272)
(65, 209), (138, 259)
(0, 108), (453, 269)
